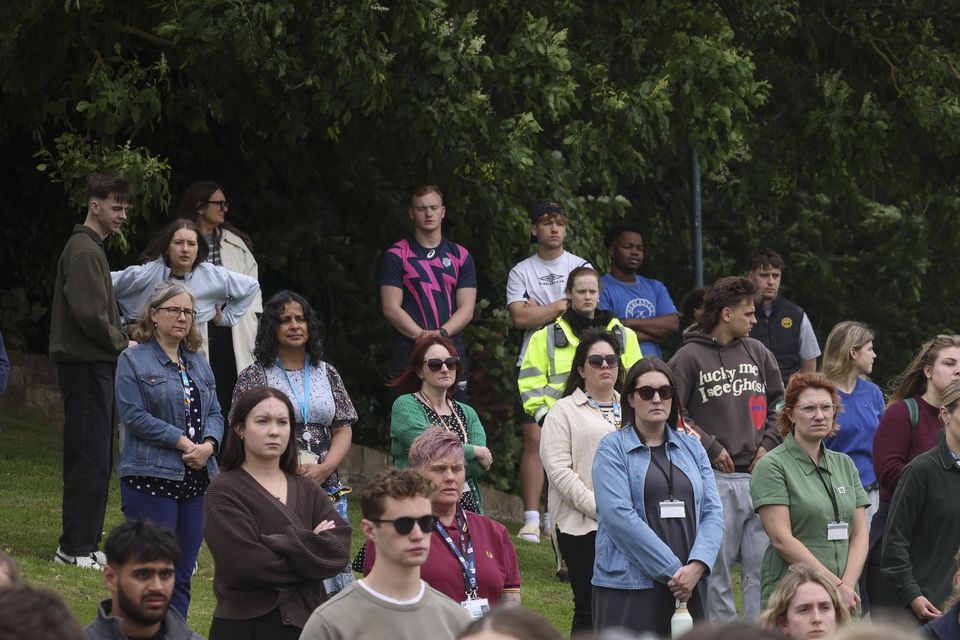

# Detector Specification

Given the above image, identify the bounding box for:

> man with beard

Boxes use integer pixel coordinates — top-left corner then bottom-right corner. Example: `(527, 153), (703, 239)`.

(84, 519), (203, 640)
(598, 224), (678, 359)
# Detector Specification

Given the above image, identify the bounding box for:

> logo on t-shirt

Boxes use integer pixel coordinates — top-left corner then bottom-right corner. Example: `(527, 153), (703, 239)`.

(624, 297), (656, 319)
(539, 273), (565, 286)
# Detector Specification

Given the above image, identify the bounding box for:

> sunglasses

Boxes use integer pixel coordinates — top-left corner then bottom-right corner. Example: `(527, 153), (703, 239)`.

(369, 515), (436, 535)
(586, 354), (620, 369)
(634, 385), (674, 401)
(425, 356), (460, 372)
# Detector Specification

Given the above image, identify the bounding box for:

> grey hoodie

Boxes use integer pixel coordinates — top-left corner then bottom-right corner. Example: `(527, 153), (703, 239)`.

(83, 600), (203, 640)
(668, 328), (784, 467)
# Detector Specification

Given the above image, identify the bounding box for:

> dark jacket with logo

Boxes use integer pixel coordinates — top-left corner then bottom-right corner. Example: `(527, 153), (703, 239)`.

(49, 225), (128, 363)
(749, 294), (804, 386)
(83, 599), (204, 640)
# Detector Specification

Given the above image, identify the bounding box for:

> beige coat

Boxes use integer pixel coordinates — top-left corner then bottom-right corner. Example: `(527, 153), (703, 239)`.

(218, 228), (262, 371)
(540, 387), (620, 537)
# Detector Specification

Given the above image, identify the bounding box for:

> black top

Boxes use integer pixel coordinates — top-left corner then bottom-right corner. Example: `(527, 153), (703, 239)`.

(643, 444), (698, 562)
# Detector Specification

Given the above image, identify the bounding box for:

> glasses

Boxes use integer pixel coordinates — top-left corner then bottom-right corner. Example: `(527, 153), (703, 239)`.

(634, 385), (674, 401)
(586, 354), (620, 369)
(369, 515), (436, 535)
(157, 306), (197, 319)
(795, 403), (837, 417)
(206, 200), (229, 211)
(425, 356), (459, 372)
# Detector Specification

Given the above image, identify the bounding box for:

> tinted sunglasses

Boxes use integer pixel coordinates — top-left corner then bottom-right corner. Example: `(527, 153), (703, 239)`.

(369, 515), (436, 535)
(586, 354), (620, 368)
(634, 385), (674, 401)
(425, 356), (460, 372)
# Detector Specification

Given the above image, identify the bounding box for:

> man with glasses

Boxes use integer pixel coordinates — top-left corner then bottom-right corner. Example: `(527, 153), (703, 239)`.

(668, 276), (784, 622)
(300, 469), (470, 640)
(380, 185), (477, 404)
(50, 173), (135, 569)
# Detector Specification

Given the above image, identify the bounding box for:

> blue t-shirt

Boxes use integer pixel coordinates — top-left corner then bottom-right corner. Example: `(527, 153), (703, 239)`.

(824, 377), (885, 489)
(598, 273), (677, 358)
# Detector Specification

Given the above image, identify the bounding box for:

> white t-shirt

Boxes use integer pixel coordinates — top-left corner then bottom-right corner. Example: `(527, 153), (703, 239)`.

(506, 251), (591, 365)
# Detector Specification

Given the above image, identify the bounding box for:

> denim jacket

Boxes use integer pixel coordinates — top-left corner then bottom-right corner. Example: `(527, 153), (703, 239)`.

(115, 339), (223, 480)
(592, 424), (724, 590)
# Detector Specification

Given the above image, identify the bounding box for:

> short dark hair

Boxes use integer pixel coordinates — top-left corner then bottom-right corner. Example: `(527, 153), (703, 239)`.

(604, 223), (644, 248)
(86, 172), (133, 203)
(361, 469), (435, 522)
(222, 386), (300, 474)
(748, 248), (785, 272)
(561, 328), (625, 397)
(141, 218), (210, 269)
(0, 584), (83, 640)
(621, 357), (683, 429)
(104, 519), (181, 568)
(254, 290), (324, 365)
(695, 276), (757, 333)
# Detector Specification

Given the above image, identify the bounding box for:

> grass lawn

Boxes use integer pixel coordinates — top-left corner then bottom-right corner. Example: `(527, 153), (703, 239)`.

(0, 404), (573, 634)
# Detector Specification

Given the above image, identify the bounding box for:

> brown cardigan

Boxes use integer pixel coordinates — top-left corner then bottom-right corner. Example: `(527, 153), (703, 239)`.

(204, 468), (352, 627)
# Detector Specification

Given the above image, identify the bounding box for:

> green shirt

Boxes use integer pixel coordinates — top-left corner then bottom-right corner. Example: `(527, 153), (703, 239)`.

(751, 432), (870, 605)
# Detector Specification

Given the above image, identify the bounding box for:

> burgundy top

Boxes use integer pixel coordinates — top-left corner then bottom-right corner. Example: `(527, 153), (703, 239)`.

(872, 395), (942, 502)
(363, 511), (521, 604)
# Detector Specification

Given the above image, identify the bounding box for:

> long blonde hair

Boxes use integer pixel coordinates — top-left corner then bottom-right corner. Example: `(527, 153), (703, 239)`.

(130, 281), (203, 352)
(822, 321), (875, 382)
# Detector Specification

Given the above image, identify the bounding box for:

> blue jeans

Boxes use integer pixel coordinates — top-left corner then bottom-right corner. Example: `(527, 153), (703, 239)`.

(120, 483), (205, 618)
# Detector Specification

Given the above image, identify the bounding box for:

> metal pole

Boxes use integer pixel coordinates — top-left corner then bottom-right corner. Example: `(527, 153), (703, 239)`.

(691, 147), (703, 288)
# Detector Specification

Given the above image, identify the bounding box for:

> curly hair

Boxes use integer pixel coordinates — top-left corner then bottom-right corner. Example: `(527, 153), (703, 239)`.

(253, 290), (324, 365)
(361, 469), (435, 522)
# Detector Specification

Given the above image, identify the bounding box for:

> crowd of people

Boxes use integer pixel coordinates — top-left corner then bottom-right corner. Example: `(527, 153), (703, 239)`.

(7, 171), (960, 639)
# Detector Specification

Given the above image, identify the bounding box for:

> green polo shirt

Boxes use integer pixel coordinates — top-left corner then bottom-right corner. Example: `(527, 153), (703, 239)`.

(751, 432), (870, 605)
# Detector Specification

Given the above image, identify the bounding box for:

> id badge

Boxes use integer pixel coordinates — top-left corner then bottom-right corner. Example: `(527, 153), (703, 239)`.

(660, 500), (686, 519)
(827, 521), (849, 541)
(298, 448), (319, 465)
(460, 597), (490, 619)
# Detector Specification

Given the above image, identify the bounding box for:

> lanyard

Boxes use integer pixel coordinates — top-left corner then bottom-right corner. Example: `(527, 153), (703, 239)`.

(649, 444), (676, 499)
(175, 352), (197, 439)
(584, 392), (621, 429)
(434, 507), (478, 598)
(809, 455), (841, 522)
(281, 356), (311, 426)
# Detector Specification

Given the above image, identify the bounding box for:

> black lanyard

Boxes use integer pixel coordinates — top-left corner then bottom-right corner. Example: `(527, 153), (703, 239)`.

(650, 445), (676, 500)
(809, 456), (840, 522)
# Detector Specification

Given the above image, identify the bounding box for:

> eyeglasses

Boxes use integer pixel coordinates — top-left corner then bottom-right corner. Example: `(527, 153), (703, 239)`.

(206, 200), (229, 211)
(369, 515), (436, 535)
(586, 354), (620, 369)
(157, 306), (197, 319)
(425, 356), (459, 372)
(795, 403), (837, 417)
(634, 385), (674, 401)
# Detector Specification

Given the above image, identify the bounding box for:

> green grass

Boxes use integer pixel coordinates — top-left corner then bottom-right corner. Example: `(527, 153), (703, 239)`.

(0, 404), (572, 634)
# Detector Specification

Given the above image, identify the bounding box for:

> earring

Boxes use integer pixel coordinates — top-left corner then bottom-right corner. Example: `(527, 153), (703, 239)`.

(152, 321), (158, 330)
(240, 435), (244, 441)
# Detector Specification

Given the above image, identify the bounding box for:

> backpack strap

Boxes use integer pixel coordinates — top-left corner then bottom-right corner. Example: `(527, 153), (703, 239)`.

(904, 397), (919, 428)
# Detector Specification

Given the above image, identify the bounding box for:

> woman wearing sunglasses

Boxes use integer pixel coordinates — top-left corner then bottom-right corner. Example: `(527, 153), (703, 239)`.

(539, 329), (624, 634)
(114, 281), (223, 617)
(362, 427), (521, 609)
(751, 373), (870, 616)
(592, 358), (723, 635)
(112, 219), (259, 367)
(174, 180), (262, 418)
(205, 386), (351, 640)
(389, 334), (491, 513)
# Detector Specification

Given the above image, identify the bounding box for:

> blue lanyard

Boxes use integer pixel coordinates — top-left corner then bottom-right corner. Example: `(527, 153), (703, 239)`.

(281, 356), (311, 425)
(434, 507), (478, 598)
(584, 391), (621, 429)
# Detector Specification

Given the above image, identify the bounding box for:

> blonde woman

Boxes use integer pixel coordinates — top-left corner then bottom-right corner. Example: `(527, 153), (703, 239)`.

(759, 564), (851, 640)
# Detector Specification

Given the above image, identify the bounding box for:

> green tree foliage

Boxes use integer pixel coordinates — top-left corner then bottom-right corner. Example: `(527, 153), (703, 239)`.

(1, 1), (956, 490)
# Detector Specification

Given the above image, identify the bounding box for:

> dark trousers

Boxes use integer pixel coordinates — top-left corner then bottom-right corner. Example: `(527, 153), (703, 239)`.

(207, 323), (236, 420)
(121, 484), (205, 618)
(557, 529), (596, 634)
(57, 361), (115, 555)
(210, 608), (302, 640)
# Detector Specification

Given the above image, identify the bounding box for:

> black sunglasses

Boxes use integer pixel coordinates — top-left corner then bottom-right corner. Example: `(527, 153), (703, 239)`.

(586, 354), (620, 369)
(634, 385), (674, 401)
(369, 515), (436, 535)
(425, 356), (460, 372)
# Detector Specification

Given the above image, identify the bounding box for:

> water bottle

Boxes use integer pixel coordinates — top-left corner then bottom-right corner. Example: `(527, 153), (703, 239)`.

(671, 598), (693, 638)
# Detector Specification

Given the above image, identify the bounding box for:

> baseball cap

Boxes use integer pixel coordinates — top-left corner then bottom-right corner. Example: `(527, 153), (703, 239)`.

(529, 201), (566, 225)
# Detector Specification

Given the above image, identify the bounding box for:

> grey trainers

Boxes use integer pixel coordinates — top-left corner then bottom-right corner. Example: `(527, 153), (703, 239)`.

(54, 547), (104, 570)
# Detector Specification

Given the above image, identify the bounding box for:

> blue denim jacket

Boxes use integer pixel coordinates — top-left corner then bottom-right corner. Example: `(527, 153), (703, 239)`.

(592, 424), (724, 590)
(115, 339), (223, 481)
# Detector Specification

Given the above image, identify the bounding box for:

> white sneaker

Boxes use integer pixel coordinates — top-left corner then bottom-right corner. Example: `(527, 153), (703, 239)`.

(54, 547), (104, 570)
(90, 550), (107, 567)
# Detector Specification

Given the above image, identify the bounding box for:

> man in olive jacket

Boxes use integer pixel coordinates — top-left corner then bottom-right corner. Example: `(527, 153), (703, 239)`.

(50, 173), (134, 569)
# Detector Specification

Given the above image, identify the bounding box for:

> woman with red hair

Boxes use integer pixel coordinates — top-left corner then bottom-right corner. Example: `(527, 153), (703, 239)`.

(389, 335), (492, 513)
(751, 373), (870, 615)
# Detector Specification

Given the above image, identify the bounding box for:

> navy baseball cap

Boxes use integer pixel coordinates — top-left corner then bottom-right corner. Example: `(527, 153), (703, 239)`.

(529, 201), (566, 224)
